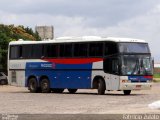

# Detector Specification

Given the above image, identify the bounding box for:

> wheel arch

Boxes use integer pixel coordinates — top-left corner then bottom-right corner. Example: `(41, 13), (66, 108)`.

(39, 75), (50, 84)
(27, 75), (37, 87)
(92, 75), (106, 89)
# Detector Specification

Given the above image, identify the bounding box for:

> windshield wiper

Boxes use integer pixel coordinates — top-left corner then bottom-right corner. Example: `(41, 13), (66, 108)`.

(131, 59), (139, 75)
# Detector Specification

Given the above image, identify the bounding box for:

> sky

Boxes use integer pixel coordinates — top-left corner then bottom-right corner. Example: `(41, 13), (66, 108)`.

(0, 0), (160, 62)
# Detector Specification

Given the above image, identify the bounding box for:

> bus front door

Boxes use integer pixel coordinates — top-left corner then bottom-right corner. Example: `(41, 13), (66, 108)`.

(103, 58), (120, 90)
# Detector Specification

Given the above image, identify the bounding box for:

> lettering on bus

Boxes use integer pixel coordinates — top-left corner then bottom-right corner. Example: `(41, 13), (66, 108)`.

(41, 63), (55, 69)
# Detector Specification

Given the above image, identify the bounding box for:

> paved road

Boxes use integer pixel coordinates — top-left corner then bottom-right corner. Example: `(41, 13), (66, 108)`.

(0, 83), (159, 115)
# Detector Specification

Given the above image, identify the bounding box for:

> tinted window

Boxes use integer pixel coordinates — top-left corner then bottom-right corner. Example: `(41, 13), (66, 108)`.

(89, 42), (103, 57)
(111, 59), (119, 74)
(103, 58), (111, 73)
(104, 42), (118, 56)
(32, 44), (43, 58)
(10, 46), (20, 59)
(74, 43), (88, 57)
(119, 43), (150, 53)
(60, 44), (72, 57)
(103, 58), (119, 74)
(44, 44), (59, 58)
(22, 45), (32, 58)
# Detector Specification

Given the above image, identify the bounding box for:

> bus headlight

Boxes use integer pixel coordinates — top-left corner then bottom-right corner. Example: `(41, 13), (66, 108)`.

(121, 80), (130, 83)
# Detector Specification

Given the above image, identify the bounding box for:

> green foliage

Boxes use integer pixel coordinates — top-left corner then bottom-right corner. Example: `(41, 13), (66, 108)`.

(153, 73), (160, 78)
(34, 31), (41, 41)
(0, 24), (41, 72)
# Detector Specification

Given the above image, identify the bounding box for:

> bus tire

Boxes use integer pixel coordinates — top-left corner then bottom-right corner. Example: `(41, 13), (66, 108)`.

(0, 79), (7, 85)
(40, 78), (51, 93)
(68, 89), (77, 94)
(97, 79), (105, 95)
(123, 90), (131, 95)
(52, 88), (64, 93)
(28, 77), (39, 93)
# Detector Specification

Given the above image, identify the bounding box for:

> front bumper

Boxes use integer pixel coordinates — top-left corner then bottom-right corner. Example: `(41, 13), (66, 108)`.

(119, 83), (152, 90)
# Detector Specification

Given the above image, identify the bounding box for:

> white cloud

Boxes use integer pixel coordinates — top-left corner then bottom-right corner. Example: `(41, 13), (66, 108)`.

(100, 4), (160, 61)
(0, 1), (160, 61)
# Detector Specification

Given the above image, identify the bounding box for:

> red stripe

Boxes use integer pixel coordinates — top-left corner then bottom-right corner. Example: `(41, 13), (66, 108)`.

(42, 58), (103, 64)
(144, 76), (153, 79)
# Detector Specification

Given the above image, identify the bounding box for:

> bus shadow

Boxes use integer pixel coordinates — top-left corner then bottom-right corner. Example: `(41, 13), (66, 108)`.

(104, 93), (145, 96)
(59, 92), (146, 96)
(8, 91), (146, 96)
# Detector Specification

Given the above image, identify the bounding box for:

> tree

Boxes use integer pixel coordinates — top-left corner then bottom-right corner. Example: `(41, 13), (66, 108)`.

(0, 28), (11, 73)
(0, 24), (41, 73)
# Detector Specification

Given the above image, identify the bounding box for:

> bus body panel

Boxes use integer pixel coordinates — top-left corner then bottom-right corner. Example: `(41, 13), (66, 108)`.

(8, 59), (152, 90)
(92, 61), (120, 90)
(25, 61), (94, 89)
(8, 70), (25, 87)
(8, 60), (44, 87)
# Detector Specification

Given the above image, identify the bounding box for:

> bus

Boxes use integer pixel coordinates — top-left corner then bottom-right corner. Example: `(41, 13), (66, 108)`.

(8, 36), (153, 95)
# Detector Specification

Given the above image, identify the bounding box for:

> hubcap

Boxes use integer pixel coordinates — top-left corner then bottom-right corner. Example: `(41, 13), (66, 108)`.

(42, 82), (48, 90)
(30, 81), (35, 90)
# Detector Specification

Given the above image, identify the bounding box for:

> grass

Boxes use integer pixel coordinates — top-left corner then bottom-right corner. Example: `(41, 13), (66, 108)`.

(153, 73), (160, 82)
(153, 74), (160, 82)
(154, 73), (160, 78)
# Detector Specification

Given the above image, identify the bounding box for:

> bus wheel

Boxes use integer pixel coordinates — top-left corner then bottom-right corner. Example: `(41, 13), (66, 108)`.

(40, 78), (51, 93)
(28, 78), (39, 93)
(68, 89), (77, 94)
(97, 79), (105, 95)
(0, 79), (7, 85)
(52, 89), (64, 93)
(123, 90), (131, 95)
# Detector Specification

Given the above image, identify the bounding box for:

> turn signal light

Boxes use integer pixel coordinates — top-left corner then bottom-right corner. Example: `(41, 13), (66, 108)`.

(122, 80), (130, 83)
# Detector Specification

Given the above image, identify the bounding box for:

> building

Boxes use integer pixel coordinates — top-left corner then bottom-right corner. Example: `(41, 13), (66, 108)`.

(35, 26), (54, 40)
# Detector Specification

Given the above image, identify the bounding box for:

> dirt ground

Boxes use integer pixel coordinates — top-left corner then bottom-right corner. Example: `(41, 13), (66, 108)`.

(0, 83), (160, 114)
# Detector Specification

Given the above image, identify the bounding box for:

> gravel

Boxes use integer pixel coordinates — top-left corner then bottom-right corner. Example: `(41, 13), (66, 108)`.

(0, 83), (160, 114)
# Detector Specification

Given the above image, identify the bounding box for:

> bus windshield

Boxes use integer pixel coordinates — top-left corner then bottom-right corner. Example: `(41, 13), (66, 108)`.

(119, 43), (150, 53)
(121, 55), (153, 75)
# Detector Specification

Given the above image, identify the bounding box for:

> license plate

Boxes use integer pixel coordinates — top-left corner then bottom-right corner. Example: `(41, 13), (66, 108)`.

(136, 85), (141, 88)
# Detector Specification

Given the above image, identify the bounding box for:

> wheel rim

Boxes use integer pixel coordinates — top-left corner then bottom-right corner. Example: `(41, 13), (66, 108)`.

(42, 82), (48, 90)
(30, 81), (35, 90)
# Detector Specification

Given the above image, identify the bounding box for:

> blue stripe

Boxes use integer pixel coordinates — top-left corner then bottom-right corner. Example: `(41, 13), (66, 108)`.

(128, 76), (151, 82)
(25, 62), (92, 88)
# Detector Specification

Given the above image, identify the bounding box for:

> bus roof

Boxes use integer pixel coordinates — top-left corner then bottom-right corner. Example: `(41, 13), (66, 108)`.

(9, 36), (146, 45)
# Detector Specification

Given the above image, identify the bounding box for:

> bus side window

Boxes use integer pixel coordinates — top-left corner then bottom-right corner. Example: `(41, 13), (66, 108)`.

(32, 44), (43, 58)
(44, 44), (59, 58)
(10, 46), (21, 59)
(73, 43), (88, 57)
(103, 58), (119, 74)
(111, 59), (119, 74)
(103, 58), (111, 73)
(89, 42), (103, 57)
(60, 44), (72, 57)
(22, 45), (32, 58)
(104, 42), (118, 56)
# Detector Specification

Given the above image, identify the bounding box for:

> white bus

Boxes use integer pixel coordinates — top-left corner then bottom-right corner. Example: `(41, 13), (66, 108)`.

(8, 36), (153, 95)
